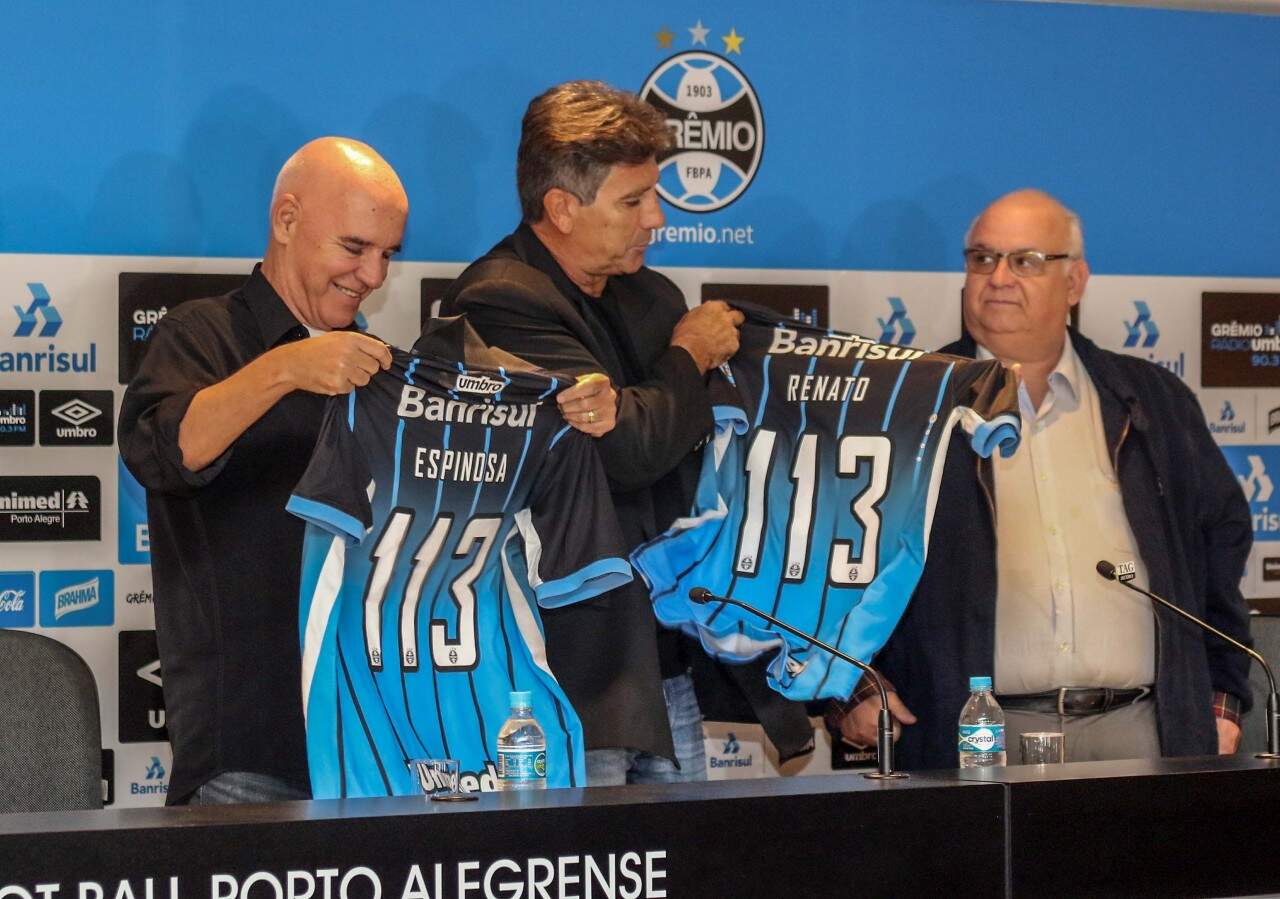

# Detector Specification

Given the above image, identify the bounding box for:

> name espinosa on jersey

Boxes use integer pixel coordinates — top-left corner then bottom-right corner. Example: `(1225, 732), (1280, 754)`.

(767, 326), (926, 404)
(398, 382), (543, 485)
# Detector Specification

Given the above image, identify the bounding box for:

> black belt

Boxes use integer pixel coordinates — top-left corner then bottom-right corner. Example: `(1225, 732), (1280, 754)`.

(997, 687), (1151, 717)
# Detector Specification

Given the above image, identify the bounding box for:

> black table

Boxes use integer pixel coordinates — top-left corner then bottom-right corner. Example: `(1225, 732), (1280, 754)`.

(1, 756), (1277, 898)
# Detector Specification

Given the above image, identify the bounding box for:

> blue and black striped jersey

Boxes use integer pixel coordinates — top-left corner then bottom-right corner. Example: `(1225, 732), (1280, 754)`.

(632, 306), (1020, 701)
(288, 321), (631, 798)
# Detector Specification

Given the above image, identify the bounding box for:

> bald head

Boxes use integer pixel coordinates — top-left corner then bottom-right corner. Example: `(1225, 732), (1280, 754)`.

(262, 137), (408, 330)
(967, 189), (1084, 259)
(271, 137), (406, 213)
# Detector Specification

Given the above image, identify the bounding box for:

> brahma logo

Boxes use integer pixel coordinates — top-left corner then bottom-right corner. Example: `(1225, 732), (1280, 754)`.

(0, 571), (36, 627)
(640, 30), (763, 213)
(39, 569), (114, 627)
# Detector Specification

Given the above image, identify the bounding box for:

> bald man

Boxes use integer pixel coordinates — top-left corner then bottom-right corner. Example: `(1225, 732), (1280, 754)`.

(120, 137), (408, 804)
(833, 189), (1252, 768)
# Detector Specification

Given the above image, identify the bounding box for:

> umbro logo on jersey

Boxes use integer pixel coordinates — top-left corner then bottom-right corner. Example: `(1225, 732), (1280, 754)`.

(454, 373), (505, 395)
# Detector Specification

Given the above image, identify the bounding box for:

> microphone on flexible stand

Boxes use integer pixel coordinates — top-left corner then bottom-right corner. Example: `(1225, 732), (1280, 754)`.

(688, 586), (907, 779)
(1096, 559), (1280, 760)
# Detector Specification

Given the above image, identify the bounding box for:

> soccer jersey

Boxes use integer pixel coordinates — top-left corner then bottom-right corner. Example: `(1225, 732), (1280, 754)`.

(632, 306), (1020, 701)
(288, 318), (631, 798)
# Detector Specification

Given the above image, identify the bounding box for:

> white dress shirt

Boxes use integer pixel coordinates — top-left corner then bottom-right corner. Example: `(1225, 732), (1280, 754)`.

(979, 337), (1156, 694)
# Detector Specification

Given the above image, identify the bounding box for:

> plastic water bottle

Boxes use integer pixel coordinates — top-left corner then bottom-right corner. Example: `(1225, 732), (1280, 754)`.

(497, 690), (547, 790)
(958, 676), (1006, 768)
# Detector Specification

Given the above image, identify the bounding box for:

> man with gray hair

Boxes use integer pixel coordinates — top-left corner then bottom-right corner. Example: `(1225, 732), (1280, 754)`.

(443, 80), (812, 785)
(831, 188), (1253, 767)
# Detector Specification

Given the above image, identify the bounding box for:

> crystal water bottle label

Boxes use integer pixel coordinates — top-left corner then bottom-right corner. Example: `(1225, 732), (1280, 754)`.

(958, 724), (1004, 753)
(498, 748), (546, 781)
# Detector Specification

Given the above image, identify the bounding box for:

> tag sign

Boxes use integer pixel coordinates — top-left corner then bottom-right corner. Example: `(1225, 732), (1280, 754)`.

(1115, 560), (1137, 583)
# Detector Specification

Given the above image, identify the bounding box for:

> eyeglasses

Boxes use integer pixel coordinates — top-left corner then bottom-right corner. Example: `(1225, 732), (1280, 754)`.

(963, 248), (1074, 278)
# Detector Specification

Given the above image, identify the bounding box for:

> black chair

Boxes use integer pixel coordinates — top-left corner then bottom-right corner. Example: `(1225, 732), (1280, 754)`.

(0, 630), (103, 813)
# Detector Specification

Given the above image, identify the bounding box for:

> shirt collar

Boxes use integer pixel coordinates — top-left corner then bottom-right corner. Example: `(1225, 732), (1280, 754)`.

(976, 334), (1080, 418)
(243, 263), (309, 348)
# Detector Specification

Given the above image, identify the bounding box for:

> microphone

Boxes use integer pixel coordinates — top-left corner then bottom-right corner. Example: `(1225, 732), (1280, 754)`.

(688, 586), (907, 779)
(1097, 560), (1280, 760)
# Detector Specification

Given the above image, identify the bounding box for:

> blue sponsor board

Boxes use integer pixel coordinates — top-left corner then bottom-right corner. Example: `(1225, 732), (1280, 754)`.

(118, 455), (150, 565)
(1220, 446), (1280, 542)
(39, 569), (115, 627)
(0, 571), (36, 628)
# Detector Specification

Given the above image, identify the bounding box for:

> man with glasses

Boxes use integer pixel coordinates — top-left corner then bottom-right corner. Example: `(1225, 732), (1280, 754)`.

(830, 189), (1252, 767)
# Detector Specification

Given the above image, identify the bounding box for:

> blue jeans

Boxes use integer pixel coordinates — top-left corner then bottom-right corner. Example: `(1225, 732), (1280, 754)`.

(585, 672), (708, 786)
(187, 771), (310, 805)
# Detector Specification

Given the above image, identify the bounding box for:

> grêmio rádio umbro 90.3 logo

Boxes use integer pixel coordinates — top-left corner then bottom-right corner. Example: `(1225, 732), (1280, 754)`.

(640, 26), (763, 214)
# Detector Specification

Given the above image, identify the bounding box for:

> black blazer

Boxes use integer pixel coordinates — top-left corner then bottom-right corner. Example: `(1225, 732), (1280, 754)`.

(442, 224), (814, 762)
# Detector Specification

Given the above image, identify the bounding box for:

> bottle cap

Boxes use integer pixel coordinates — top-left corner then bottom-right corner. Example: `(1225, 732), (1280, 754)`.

(969, 676), (993, 691)
(509, 690), (532, 709)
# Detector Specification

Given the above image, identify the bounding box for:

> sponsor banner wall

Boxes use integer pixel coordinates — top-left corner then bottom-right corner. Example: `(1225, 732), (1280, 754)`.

(5, 252), (1280, 805)
(2, 1), (1279, 804)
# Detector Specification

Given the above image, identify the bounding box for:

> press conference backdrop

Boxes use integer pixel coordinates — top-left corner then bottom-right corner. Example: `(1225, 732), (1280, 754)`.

(1, 0), (1279, 806)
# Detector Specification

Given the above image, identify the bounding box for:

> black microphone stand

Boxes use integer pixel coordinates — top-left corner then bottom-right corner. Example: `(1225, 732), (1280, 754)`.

(689, 587), (907, 779)
(1097, 561), (1280, 760)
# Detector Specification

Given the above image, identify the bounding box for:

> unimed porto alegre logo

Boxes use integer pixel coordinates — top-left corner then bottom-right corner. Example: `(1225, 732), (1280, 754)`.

(640, 29), (763, 213)
(0, 475), (101, 541)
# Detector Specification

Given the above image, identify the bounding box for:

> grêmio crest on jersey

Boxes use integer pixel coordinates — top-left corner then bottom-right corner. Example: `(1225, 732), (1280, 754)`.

(631, 305), (1021, 701)
(288, 317), (631, 798)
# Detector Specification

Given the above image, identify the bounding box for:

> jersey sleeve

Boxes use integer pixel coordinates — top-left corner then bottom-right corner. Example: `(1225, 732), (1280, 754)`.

(952, 358), (1022, 459)
(515, 426), (633, 608)
(629, 397), (748, 628)
(286, 393), (373, 544)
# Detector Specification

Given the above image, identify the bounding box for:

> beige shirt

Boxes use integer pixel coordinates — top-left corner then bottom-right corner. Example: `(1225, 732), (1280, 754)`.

(979, 338), (1156, 694)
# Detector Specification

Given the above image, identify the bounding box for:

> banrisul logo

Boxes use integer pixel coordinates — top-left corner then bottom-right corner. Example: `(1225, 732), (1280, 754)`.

(1208, 397), (1248, 437)
(641, 44), (763, 213)
(1120, 299), (1184, 380)
(1221, 446), (1280, 541)
(39, 569), (115, 627)
(877, 297), (916, 346)
(12, 283), (61, 337)
(3, 282), (98, 375)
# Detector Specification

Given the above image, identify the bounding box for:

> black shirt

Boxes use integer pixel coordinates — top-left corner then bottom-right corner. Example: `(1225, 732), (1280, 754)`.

(118, 265), (316, 804)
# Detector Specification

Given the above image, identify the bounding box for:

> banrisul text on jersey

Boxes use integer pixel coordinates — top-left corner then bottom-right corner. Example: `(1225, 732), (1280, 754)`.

(631, 304), (1021, 702)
